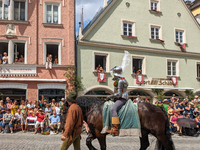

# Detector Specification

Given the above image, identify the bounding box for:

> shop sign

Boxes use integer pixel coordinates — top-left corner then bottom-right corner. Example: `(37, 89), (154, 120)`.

(0, 66), (37, 76)
(144, 78), (173, 86)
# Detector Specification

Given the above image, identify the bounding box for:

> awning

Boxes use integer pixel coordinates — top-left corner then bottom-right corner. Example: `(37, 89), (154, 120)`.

(0, 78), (66, 82)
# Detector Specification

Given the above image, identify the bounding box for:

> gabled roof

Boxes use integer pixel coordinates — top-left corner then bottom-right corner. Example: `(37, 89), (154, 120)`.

(190, 0), (200, 10)
(82, 0), (114, 35)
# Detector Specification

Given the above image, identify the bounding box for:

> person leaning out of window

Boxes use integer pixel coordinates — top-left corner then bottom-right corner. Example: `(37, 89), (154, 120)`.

(46, 54), (52, 69)
(2, 52), (8, 64)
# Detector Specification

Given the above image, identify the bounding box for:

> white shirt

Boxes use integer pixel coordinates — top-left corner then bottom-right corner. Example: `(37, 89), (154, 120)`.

(27, 104), (35, 108)
(55, 107), (60, 115)
(14, 113), (22, 120)
(2, 56), (8, 64)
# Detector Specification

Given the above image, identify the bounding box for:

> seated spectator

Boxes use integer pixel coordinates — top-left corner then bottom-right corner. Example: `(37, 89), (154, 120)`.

(21, 113), (28, 133)
(1, 109), (14, 134)
(2, 52), (8, 64)
(49, 111), (60, 133)
(0, 109), (3, 132)
(19, 100), (27, 114)
(14, 109), (22, 130)
(170, 110), (182, 135)
(55, 103), (61, 118)
(0, 100), (5, 114)
(28, 108), (35, 123)
(132, 66), (136, 74)
(195, 113), (200, 134)
(46, 54), (52, 69)
(34, 108), (46, 134)
(11, 100), (18, 116)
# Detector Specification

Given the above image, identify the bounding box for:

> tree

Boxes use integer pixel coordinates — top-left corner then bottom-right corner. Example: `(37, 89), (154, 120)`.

(64, 66), (84, 94)
(152, 89), (164, 100)
(185, 89), (194, 101)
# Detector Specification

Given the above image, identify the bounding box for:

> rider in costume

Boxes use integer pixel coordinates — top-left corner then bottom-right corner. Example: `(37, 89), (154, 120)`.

(106, 51), (130, 136)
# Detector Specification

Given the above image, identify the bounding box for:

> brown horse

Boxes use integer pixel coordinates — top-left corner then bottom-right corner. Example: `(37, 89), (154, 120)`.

(77, 96), (175, 150)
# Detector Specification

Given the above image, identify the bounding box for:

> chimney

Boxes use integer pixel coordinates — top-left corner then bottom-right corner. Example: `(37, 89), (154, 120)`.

(103, 0), (107, 8)
(78, 22), (83, 40)
(185, 1), (192, 8)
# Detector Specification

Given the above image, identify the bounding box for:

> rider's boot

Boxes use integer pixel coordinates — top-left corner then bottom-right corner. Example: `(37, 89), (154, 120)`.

(106, 117), (120, 136)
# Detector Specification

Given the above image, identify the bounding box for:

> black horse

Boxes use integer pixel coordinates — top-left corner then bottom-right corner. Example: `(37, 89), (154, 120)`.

(77, 96), (175, 150)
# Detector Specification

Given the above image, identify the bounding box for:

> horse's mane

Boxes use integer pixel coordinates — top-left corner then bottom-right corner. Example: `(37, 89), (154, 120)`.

(76, 96), (105, 114)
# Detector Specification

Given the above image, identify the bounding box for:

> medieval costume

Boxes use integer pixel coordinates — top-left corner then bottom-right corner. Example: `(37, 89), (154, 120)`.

(61, 91), (83, 150)
(106, 51), (130, 136)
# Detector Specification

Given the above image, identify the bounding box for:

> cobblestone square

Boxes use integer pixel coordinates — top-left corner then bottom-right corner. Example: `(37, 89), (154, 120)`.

(1, 132), (200, 150)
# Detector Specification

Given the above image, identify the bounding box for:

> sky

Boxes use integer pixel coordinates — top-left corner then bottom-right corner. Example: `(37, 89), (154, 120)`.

(75, 0), (196, 34)
(76, 0), (105, 34)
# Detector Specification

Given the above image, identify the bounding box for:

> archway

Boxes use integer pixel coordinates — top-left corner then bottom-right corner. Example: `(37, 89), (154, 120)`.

(85, 89), (113, 99)
(128, 90), (153, 103)
(164, 91), (184, 99)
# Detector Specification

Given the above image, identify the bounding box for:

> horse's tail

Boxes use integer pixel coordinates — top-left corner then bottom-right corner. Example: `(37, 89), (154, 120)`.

(155, 107), (175, 150)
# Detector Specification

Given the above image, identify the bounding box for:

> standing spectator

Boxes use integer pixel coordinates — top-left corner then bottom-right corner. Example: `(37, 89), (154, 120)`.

(49, 111), (60, 133)
(145, 98), (149, 103)
(14, 109), (22, 130)
(19, 100), (27, 114)
(11, 100), (18, 116)
(190, 102), (196, 119)
(55, 103), (61, 118)
(0, 100), (5, 114)
(0, 109), (3, 132)
(195, 100), (200, 113)
(59, 98), (65, 107)
(176, 99), (184, 115)
(45, 104), (52, 127)
(194, 95), (199, 102)
(1, 109), (14, 134)
(34, 109), (46, 134)
(51, 99), (56, 111)
(167, 103), (174, 117)
(5, 97), (12, 109)
(184, 102), (192, 118)
(25, 99), (28, 105)
(136, 95), (141, 103)
(28, 108), (35, 123)
(60, 91), (83, 150)
(163, 99), (170, 113)
(27, 100), (35, 110)
(21, 113), (28, 133)
(2, 52), (8, 64)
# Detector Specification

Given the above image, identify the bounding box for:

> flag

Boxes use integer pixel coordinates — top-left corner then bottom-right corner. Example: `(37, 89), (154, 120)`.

(179, 43), (186, 50)
(3, 0), (10, 6)
(98, 73), (106, 82)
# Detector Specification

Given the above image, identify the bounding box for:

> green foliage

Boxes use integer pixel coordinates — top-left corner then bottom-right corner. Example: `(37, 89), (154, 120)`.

(152, 89), (164, 100)
(64, 66), (84, 93)
(185, 89), (194, 101)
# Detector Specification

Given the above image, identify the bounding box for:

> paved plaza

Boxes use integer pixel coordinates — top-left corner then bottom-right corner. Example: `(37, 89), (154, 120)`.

(1, 132), (200, 150)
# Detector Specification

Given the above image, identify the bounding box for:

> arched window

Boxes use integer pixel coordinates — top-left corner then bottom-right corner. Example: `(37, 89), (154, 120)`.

(164, 91), (183, 99)
(85, 89), (112, 99)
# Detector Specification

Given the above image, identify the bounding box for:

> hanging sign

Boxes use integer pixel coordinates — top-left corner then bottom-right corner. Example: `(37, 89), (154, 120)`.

(170, 76), (178, 85)
(136, 75), (144, 84)
(98, 73), (106, 82)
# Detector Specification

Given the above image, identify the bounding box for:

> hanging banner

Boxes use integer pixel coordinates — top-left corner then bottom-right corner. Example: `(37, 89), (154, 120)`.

(98, 73), (106, 82)
(136, 75), (144, 84)
(171, 76), (178, 85)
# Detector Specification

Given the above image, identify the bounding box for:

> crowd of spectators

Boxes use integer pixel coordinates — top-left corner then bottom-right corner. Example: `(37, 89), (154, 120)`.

(0, 96), (68, 134)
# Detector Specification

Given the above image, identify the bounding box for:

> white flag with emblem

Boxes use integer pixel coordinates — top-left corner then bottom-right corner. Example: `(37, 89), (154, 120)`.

(3, 0), (10, 6)
(138, 75), (142, 82)
(100, 73), (104, 81)
(172, 77), (177, 84)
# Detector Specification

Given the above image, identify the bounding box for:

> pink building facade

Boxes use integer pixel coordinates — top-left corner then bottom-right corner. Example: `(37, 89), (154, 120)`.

(0, 0), (75, 102)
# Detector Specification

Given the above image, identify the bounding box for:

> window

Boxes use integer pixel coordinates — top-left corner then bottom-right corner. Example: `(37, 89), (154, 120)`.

(14, 1), (25, 21)
(151, 1), (158, 11)
(94, 55), (107, 72)
(46, 44), (59, 65)
(132, 58), (143, 74)
(151, 26), (160, 39)
(13, 43), (25, 64)
(175, 30), (185, 43)
(167, 60), (177, 76)
(46, 4), (59, 24)
(0, 42), (8, 64)
(0, 1), (8, 20)
(197, 64), (200, 78)
(123, 23), (133, 36)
